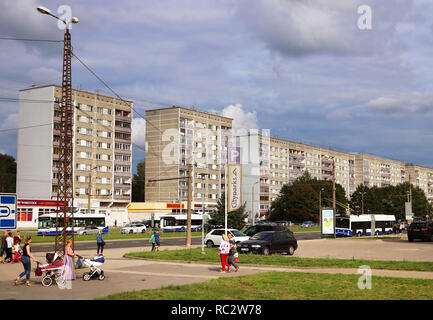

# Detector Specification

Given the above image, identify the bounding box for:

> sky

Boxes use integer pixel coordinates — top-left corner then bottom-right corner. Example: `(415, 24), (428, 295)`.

(1, 0), (433, 173)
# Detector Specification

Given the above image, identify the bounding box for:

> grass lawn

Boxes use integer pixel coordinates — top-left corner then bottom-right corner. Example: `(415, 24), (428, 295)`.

(125, 247), (433, 272)
(98, 271), (433, 300)
(19, 230), (202, 244)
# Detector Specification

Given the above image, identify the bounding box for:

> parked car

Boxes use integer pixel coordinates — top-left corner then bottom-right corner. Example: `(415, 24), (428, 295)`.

(205, 229), (249, 247)
(301, 221), (315, 228)
(243, 223), (288, 237)
(121, 223), (147, 234)
(407, 221), (433, 242)
(76, 226), (100, 235)
(274, 221), (295, 227)
(238, 230), (298, 255)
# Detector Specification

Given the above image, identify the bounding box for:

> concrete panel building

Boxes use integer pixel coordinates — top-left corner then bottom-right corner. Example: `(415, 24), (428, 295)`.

(145, 106), (233, 212)
(17, 85), (132, 225)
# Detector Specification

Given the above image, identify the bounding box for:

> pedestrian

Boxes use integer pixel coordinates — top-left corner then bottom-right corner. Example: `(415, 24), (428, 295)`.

(0, 231), (7, 264)
(227, 233), (239, 272)
(14, 236), (38, 286)
(149, 232), (156, 251)
(154, 229), (161, 251)
(62, 239), (77, 281)
(218, 234), (231, 273)
(10, 239), (21, 264)
(96, 230), (105, 254)
(13, 231), (22, 246)
(5, 232), (13, 263)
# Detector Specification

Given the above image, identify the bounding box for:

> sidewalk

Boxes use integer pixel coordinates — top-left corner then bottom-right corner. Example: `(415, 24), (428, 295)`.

(1, 239), (433, 300)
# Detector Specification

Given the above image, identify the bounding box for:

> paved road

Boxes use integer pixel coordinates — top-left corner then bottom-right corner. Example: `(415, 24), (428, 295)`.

(31, 232), (321, 253)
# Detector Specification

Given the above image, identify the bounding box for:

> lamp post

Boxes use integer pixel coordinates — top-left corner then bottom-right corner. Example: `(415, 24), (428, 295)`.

(87, 166), (98, 214)
(38, 5), (79, 254)
(252, 180), (259, 226)
(201, 173), (210, 255)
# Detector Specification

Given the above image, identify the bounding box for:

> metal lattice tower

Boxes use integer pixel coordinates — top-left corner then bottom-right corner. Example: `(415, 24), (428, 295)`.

(55, 27), (74, 254)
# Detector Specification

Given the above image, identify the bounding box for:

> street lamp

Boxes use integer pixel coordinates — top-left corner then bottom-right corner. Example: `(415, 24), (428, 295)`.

(88, 166), (98, 214)
(38, 5), (79, 255)
(319, 188), (324, 231)
(252, 180), (259, 226)
(37, 6), (79, 26)
(200, 173), (211, 255)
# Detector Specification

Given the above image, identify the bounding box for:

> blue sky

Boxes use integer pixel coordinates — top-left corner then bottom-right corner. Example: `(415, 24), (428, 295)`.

(1, 0), (433, 173)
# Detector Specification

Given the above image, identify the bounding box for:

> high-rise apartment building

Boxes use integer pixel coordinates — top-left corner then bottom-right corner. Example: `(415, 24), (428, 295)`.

(405, 164), (433, 204)
(17, 85), (132, 220)
(144, 106), (433, 220)
(352, 154), (406, 189)
(145, 106), (232, 212)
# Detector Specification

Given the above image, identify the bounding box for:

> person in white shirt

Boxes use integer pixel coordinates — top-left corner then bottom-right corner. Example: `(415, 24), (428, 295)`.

(218, 234), (231, 273)
(5, 232), (13, 263)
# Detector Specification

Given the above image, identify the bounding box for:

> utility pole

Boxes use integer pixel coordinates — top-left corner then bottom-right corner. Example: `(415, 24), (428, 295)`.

(186, 164), (193, 248)
(332, 157), (336, 238)
(37, 6), (79, 254)
(409, 173), (413, 217)
(361, 190), (364, 215)
(88, 173), (92, 214)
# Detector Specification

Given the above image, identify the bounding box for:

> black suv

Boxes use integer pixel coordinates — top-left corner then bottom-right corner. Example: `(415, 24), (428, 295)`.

(243, 223), (288, 237)
(407, 221), (433, 242)
(238, 230), (297, 255)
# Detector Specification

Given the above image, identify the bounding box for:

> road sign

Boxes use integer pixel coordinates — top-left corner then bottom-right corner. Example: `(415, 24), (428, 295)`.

(0, 193), (17, 229)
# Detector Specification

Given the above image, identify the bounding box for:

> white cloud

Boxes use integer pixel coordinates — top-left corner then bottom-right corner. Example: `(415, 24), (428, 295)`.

(366, 93), (433, 114)
(0, 113), (18, 130)
(131, 117), (146, 146)
(235, 0), (414, 57)
(221, 104), (258, 132)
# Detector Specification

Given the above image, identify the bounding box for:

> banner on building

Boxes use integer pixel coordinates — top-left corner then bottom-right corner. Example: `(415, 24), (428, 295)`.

(227, 164), (242, 212)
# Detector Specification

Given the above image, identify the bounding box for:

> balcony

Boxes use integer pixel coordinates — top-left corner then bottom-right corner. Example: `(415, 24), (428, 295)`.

(289, 153), (304, 159)
(115, 115), (131, 122)
(114, 148), (131, 155)
(322, 158), (333, 165)
(180, 122), (194, 129)
(114, 159), (131, 166)
(114, 125), (131, 133)
(114, 136), (131, 144)
(114, 171), (131, 177)
(113, 194), (130, 200)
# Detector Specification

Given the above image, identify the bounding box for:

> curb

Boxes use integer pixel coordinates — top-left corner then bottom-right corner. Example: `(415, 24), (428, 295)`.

(121, 255), (433, 278)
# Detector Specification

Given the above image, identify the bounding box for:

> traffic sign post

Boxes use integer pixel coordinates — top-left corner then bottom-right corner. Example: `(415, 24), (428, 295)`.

(0, 193), (17, 229)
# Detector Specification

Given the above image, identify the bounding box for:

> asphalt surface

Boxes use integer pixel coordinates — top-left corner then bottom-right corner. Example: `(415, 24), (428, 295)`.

(31, 231), (321, 253)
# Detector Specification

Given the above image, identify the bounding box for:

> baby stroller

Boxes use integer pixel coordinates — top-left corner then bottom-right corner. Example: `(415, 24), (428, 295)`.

(78, 254), (105, 281)
(35, 253), (65, 287)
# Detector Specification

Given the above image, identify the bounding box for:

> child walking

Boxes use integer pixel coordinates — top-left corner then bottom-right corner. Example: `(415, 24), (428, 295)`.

(149, 232), (156, 251)
(11, 240), (21, 264)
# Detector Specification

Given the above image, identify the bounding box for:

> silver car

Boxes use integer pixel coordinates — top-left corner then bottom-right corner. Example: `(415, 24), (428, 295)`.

(76, 226), (100, 235)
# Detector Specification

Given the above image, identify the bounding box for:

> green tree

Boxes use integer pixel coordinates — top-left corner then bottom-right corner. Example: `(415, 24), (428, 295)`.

(269, 172), (347, 223)
(0, 153), (16, 193)
(209, 192), (248, 230)
(132, 159), (145, 202)
(349, 182), (432, 221)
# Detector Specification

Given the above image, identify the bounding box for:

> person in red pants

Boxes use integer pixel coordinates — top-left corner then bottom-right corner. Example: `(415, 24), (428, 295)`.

(218, 234), (231, 273)
(11, 240), (21, 264)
